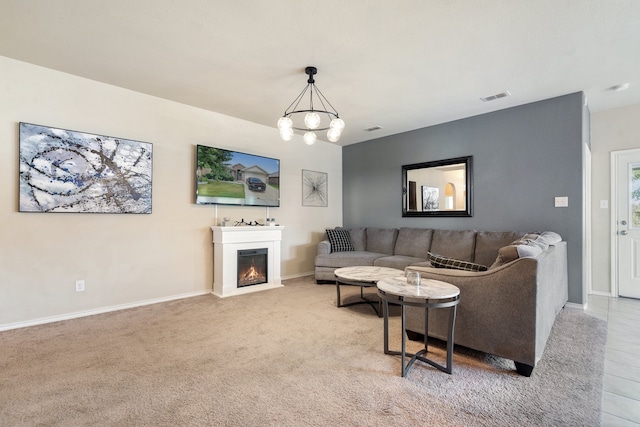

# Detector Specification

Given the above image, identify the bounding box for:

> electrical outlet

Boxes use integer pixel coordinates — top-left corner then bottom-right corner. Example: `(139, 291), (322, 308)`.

(75, 280), (85, 292)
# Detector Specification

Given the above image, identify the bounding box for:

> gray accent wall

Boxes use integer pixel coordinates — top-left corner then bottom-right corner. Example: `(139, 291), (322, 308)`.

(343, 92), (586, 304)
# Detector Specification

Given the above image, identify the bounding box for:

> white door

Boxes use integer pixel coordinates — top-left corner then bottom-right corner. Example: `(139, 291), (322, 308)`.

(614, 150), (640, 298)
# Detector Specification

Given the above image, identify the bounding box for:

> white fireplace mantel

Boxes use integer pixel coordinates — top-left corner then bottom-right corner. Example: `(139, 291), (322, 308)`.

(211, 226), (284, 298)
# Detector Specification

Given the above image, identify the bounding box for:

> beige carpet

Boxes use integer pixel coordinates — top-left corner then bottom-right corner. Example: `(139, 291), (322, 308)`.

(0, 275), (606, 426)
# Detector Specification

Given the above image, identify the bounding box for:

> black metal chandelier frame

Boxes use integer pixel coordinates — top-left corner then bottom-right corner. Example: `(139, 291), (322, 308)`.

(281, 66), (341, 132)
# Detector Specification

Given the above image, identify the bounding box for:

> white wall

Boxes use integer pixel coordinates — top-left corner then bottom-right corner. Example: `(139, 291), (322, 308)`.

(0, 56), (342, 329)
(591, 104), (640, 295)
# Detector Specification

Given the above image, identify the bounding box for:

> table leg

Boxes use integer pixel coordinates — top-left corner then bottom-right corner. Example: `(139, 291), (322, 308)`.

(401, 303), (407, 377)
(445, 304), (457, 374)
(378, 289), (458, 377)
(383, 299), (390, 354)
(336, 281), (380, 316)
(424, 305), (429, 354)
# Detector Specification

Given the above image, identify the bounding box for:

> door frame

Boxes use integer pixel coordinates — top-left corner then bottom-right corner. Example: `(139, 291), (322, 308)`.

(584, 142), (592, 299)
(610, 148), (640, 297)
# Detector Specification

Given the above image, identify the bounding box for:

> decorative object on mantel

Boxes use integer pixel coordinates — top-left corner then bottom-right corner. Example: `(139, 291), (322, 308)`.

(19, 122), (153, 214)
(302, 169), (328, 207)
(277, 66), (345, 145)
(234, 218), (265, 226)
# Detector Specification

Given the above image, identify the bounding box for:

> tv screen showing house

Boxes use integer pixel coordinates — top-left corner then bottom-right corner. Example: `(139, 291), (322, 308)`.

(196, 144), (280, 207)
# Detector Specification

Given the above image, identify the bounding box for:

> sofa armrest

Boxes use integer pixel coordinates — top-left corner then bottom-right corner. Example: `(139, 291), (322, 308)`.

(405, 257), (539, 366)
(405, 242), (567, 370)
(317, 240), (331, 255)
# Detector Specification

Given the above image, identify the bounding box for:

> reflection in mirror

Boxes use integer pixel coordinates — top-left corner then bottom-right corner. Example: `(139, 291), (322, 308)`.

(402, 156), (473, 217)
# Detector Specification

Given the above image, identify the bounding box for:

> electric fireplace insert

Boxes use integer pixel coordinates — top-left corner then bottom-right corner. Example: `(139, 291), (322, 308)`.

(237, 248), (268, 287)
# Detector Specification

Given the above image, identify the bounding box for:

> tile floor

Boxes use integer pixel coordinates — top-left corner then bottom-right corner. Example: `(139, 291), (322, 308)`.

(586, 295), (640, 426)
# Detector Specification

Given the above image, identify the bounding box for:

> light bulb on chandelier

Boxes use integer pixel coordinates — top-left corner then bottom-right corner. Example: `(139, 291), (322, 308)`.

(330, 118), (345, 131)
(327, 127), (341, 143)
(277, 66), (344, 144)
(304, 112), (321, 129)
(303, 131), (317, 145)
(277, 117), (292, 131)
(280, 128), (294, 141)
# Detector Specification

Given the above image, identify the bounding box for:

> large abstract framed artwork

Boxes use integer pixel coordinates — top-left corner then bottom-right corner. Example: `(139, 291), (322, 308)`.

(302, 169), (328, 207)
(19, 123), (153, 213)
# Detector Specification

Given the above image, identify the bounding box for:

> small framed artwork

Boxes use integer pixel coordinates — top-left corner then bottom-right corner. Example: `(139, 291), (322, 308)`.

(422, 186), (439, 211)
(19, 122), (153, 213)
(302, 169), (328, 207)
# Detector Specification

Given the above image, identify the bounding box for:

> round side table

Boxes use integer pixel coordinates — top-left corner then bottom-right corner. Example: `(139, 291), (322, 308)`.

(377, 276), (460, 377)
(333, 266), (404, 316)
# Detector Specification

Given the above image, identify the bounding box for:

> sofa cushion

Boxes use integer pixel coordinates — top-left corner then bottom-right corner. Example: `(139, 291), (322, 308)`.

(430, 229), (477, 262)
(347, 228), (367, 251)
(394, 227), (433, 258)
(373, 255), (427, 270)
(428, 252), (488, 272)
(326, 228), (354, 252)
(408, 260), (433, 268)
(315, 251), (384, 268)
(366, 228), (398, 255)
(474, 231), (527, 267)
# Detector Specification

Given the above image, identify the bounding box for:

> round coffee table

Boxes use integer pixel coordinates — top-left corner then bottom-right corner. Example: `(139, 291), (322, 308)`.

(377, 276), (460, 377)
(333, 266), (404, 316)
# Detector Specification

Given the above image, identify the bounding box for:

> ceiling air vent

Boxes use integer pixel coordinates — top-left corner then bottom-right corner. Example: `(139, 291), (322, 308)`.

(480, 91), (511, 102)
(365, 126), (383, 132)
(609, 83), (630, 92)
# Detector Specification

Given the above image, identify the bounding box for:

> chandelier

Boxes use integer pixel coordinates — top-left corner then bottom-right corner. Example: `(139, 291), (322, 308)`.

(277, 66), (345, 145)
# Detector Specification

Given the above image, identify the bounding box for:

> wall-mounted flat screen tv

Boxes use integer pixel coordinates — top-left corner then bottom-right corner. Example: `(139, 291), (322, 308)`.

(196, 144), (280, 207)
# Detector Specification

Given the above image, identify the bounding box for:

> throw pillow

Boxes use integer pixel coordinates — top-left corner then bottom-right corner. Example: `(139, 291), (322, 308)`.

(489, 233), (550, 269)
(489, 245), (520, 269)
(427, 252), (488, 272)
(516, 244), (543, 258)
(326, 228), (355, 252)
(538, 231), (562, 245)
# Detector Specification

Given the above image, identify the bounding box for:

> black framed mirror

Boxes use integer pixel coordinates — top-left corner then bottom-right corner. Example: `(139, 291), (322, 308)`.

(402, 156), (473, 217)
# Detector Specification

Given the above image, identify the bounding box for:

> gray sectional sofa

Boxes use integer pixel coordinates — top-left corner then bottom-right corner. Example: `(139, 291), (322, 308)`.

(314, 227), (568, 376)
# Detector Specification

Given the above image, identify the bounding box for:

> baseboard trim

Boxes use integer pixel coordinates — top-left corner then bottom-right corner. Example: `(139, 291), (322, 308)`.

(1, 274), (317, 331)
(282, 272), (314, 280)
(590, 290), (613, 297)
(565, 302), (586, 310)
(0, 290), (211, 332)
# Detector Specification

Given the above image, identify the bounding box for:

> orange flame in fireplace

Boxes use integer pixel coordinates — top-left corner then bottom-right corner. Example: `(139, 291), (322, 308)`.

(243, 264), (260, 281)
(239, 259), (267, 286)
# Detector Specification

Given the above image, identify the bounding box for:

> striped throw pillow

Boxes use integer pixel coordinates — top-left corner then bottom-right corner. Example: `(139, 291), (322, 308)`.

(428, 252), (488, 272)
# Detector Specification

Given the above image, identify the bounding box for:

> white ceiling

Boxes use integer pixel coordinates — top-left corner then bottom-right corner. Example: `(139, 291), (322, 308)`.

(1, 0), (639, 146)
